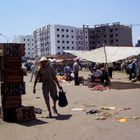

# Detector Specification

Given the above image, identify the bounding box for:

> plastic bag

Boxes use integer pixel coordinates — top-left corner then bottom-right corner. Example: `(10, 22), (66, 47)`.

(58, 89), (68, 107)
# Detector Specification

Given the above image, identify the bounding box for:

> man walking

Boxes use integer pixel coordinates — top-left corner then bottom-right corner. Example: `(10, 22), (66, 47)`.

(33, 57), (62, 118)
(73, 58), (80, 85)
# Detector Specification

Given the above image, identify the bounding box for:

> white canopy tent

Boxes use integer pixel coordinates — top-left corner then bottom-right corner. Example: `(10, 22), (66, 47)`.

(64, 46), (140, 63)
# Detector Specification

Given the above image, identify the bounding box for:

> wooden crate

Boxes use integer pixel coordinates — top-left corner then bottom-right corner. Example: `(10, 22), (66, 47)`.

(5, 68), (23, 76)
(16, 106), (36, 121)
(3, 43), (25, 57)
(2, 108), (17, 122)
(4, 75), (23, 82)
(1, 82), (25, 96)
(4, 57), (22, 67)
(2, 95), (21, 109)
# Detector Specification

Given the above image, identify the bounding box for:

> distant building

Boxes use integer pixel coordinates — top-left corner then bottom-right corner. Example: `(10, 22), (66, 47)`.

(33, 25), (89, 56)
(88, 22), (133, 50)
(33, 23), (133, 56)
(135, 38), (140, 47)
(13, 35), (35, 59)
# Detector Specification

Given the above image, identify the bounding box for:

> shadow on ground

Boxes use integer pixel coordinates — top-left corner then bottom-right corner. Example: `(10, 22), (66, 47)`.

(111, 81), (140, 90)
(53, 114), (72, 120)
(17, 119), (47, 127)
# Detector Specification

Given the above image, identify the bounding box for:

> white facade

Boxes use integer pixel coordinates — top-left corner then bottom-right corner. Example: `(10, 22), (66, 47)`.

(50, 25), (77, 55)
(13, 35), (35, 58)
(33, 25), (50, 57)
(33, 25), (89, 56)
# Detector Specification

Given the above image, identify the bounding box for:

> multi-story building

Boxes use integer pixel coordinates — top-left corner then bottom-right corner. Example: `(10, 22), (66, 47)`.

(13, 35), (35, 58)
(88, 22), (133, 50)
(135, 37), (140, 47)
(33, 25), (89, 56)
(33, 25), (50, 57)
(33, 23), (133, 56)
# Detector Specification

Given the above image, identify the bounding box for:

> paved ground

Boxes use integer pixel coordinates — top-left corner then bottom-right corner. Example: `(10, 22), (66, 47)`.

(0, 71), (140, 140)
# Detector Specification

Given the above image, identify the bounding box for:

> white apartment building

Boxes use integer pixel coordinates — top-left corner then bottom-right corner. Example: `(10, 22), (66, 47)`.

(13, 35), (35, 58)
(33, 25), (89, 56)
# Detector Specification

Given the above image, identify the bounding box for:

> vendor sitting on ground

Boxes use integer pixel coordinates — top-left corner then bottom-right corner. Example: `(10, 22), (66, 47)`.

(63, 64), (72, 81)
(89, 67), (110, 86)
(89, 67), (102, 82)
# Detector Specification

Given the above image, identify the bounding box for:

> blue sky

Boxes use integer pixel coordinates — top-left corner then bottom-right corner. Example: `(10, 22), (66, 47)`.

(0, 0), (140, 45)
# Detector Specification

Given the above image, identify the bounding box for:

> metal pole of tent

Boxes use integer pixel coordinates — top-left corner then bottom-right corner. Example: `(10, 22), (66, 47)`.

(103, 44), (111, 87)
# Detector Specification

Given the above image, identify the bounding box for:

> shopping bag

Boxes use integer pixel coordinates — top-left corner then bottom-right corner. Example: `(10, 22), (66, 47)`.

(58, 89), (68, 107)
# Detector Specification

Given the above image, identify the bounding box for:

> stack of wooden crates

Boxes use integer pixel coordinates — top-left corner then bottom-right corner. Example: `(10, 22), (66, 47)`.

(0, 43), (35, 122)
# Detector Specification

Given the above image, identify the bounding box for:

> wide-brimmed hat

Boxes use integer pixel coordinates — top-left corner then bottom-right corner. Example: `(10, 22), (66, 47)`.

(39, 57), (48, 62)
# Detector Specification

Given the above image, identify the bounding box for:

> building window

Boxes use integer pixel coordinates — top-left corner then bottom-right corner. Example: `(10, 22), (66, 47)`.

(66, 35), (69, 38)
(72, 47), (74, 49)
(62, 46), (65, 49)
(115, 28), (118, 31)
(57, 34), (60, 37)
(62, 41), (65, 43)
(62, 35), (64, 37)
(57, 40), (60, 43)
(61, 29), (64, 32)
(71, 36), (74, 38)
(71, 30), (73, 32)
(66, 41), (69, 44)
(57, 28), (59, 31)
(57, 46), (60, 49)
(66, 29), (69, 32)
(116, 34), (118, 37)
(28, 43), (30, 46)
(23, 38), (25, 41)
(110, 40), (114, 43)
(116, 39), (118, 42)
(110, 34), (113, 38)
(72, 41), (74, 44)
(110, 29), (113, 32)
(67, 46), (70, 49)
(58, 52), (61, 54)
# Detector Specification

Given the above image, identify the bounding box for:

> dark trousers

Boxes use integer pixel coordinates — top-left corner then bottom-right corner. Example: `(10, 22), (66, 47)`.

(74, 73), (79, 85)
(129, 69), (136, 80)
(108, 67), (113, 78)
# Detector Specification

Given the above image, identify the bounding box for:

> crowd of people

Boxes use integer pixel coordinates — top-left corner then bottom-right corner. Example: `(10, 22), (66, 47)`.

(21, 55), (140, 118)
